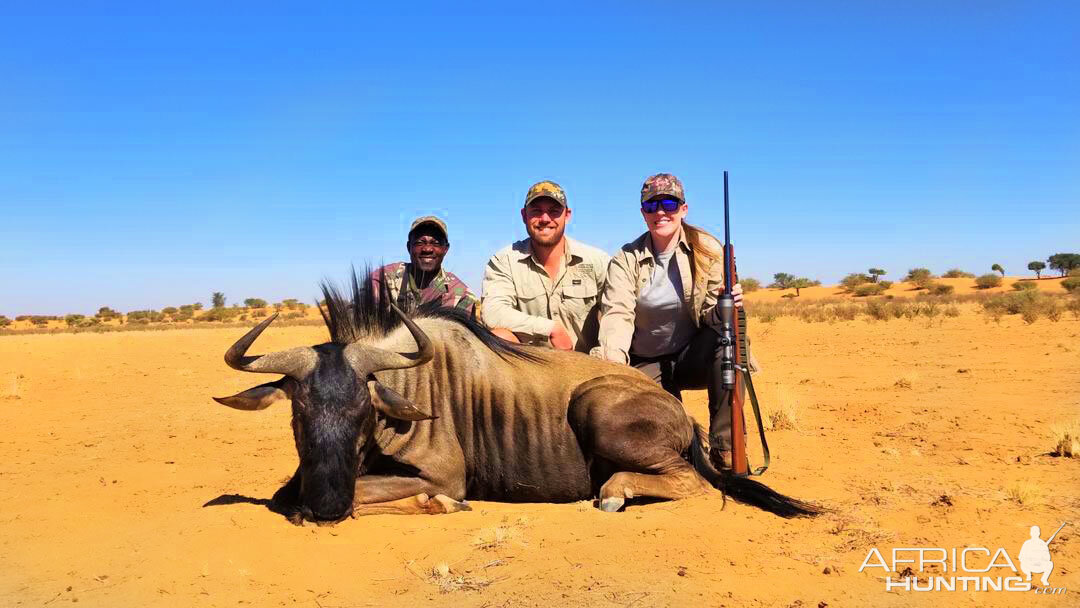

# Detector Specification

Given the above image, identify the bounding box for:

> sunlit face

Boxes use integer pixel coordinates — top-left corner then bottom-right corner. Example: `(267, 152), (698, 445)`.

(407, 225), (449, 273)
(641, 197), (688, 241)
(521, 198), (571, 247)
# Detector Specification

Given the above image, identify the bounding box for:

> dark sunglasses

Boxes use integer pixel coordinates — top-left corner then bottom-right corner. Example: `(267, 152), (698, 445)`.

(641, 199), (682, 213)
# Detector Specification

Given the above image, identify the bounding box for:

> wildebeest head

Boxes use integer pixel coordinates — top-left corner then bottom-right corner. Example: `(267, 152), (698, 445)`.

(213, 305), (435, 523)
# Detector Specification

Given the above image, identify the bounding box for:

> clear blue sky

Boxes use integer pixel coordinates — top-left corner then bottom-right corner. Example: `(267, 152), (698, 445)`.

(2, 2), (1077, 316)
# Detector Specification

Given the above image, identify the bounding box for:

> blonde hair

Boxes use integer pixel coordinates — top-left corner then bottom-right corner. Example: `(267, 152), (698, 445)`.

(682, 221), (722, 282)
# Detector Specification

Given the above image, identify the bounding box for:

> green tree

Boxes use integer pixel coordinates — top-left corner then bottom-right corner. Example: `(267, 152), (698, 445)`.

(904, 268), (936, 289)
(790, 277), (815, 296)
(65, 314), (86, 327)
(211, 292), (226, 309)
(244, 298), (268, 309)
(1048, 253), (1080, 277)
(942, 269), (974, 278)
(1027, 261), (1046, 279)
(991, 263), (1004, 277)
(740, 278), (761, 292)
(770, 273), (795, 289)
(868, 268), (885, 282)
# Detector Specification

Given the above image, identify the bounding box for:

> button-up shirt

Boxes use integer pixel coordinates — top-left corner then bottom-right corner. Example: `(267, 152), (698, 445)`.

(370, 262), (478, 316)
(480, 236), (610, 351)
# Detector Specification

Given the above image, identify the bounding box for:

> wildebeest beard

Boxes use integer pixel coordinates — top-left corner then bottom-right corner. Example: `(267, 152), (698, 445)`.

(290, 344), (376, 523)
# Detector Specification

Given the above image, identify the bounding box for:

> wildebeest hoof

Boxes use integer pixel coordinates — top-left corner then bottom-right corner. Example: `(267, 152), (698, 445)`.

(599, 496), (625, 512)
(431, 494), (472, 514)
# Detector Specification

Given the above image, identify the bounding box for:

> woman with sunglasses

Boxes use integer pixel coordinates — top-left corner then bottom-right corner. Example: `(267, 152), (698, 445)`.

(592, 173), (749, 471)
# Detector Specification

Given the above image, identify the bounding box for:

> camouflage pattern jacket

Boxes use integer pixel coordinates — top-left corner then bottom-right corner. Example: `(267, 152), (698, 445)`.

(370, 262), (478, 316)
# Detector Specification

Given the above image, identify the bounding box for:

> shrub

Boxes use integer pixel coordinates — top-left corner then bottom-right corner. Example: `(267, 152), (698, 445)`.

(905, 268), (936, 289)
(975, 274), (1003, 289)
(0, 316), (10, 327)
(65, 314), (86, 327)
(942, 269), (974, 278)
(211, 292), (226, 309)
(944, 305), (960, 317)
(1068, 297), (1080, 320)
(878, 280), (893, 289)
(244, 298), (268, 309)
(840, 273), (871, 291)
(740, 278), (761, 292)
(162, 307), (178, 315)
(96, 306), (120, 320)
(927, 282), (955, 295)
(197, 307), (241, 322)
(1063, 277), (1080, 293)
(853, 283), (886, 297)
(1012, 281), (1037, 291)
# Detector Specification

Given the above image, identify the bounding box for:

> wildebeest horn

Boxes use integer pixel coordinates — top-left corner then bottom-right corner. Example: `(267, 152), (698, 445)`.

(345, 304), (434, 373)
(224, 313), (317, 377)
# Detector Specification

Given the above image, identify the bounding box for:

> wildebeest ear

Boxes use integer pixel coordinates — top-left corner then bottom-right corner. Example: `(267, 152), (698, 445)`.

(368, 381), (437, 421)
(213, 377), (291, 411)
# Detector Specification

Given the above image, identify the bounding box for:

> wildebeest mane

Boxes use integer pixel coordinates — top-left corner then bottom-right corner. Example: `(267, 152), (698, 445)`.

(319, 266), (541, 363)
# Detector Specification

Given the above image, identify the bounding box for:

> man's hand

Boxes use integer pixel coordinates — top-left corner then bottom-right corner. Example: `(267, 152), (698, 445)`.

(549, 323), (573, 351)
(731, 282), (744, 308)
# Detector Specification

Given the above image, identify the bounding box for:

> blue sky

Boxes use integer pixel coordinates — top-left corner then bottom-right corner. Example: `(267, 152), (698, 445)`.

(1, 2), (1077, 316)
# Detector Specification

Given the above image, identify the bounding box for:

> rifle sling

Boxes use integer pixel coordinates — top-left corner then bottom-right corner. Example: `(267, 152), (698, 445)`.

(738, 308), (770, 476)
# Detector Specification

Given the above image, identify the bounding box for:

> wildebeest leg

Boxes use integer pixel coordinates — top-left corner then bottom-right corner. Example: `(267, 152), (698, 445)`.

(570, 375), (711, 512)
(350, 475), (471, 517)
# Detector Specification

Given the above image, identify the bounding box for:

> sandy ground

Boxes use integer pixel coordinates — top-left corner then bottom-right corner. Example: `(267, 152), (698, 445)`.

(1, 304), (1078, 607)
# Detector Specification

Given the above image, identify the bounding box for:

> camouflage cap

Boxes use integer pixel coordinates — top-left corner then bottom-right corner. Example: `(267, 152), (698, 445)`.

(408, 215), (449, 241)
(524, 180), (568, 208)
(640, 173), (685, 203)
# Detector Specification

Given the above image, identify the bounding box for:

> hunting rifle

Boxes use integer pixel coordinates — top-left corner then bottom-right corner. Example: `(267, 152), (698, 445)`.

(716, 171), (769, 477)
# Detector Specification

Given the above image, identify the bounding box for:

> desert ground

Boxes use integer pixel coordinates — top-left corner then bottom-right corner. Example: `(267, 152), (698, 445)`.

(1, 284), (1078, 607)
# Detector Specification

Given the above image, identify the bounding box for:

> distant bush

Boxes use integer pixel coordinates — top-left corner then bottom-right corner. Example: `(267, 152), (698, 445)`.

(1062, 277), (1080, 293)
(127, 310), (165, 323)
(740, 278), (761, 292)
(1012, 281), (1037, 291)
(927, 283), (955, 295)
(981, 290), (1065, 323)
(975, 274), (1003, 289)
(212, 292), (226, 309)
(769, 273), (795, 289)
(840, 273), (872, 291)
(96, 306), (120, 320)
(905, 268), (936, 288)
(853, 283), (886, 297)
(878, 280), (894, 289)
(0, 316), (10, 327)
(197, 307), (241, 322)
(162, 307), (178, 315)
(244, 298), (268, 309)
(942, 269), (974, 279)
(944, 305), (961, 317)
(65, 314), (86, 327)
(31, 317), (49, 327)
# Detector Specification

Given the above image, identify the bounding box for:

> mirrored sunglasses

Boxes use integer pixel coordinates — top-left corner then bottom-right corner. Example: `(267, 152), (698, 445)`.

(641, 199), (682, 213)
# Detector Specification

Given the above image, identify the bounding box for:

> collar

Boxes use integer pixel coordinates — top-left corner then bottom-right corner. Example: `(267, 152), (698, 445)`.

(404, 264), (447, 291)
(512, 236), (584, 265)
(640, 227), (691, 264)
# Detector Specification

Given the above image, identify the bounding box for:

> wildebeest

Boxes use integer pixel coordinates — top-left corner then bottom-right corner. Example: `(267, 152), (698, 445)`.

(214, 270), (817, 523)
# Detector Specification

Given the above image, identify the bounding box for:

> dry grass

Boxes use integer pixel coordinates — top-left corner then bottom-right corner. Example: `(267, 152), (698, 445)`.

(763, 383), (801, 431)
(1005, 481), (1044, 506)
(425, 562), (494, 593)
(1051, 419), (1080, 458)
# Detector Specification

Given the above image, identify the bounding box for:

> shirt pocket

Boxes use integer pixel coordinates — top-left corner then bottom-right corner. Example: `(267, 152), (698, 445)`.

(560, 279), (599, 319)
(515, 282), (550, 317)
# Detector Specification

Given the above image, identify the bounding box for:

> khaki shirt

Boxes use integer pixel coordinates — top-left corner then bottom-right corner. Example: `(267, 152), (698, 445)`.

(481, 236), (610, 351)
(593, 227), (759, 373)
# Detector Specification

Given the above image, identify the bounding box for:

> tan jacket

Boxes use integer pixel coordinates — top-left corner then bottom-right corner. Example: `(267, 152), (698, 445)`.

(481, 236), (610, 352)
(593, 228), (760, 373)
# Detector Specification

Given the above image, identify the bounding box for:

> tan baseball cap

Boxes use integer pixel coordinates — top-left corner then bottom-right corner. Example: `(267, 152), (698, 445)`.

(524, 181), (568, 208)
(408, 215), (448, 240)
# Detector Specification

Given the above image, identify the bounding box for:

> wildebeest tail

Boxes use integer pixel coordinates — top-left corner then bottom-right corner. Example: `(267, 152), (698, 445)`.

(688, 421), (820, 519)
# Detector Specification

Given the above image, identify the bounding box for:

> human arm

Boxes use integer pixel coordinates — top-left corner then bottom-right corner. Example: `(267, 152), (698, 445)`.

(591, 252), (637, 364)
(480, 252), (556, 340)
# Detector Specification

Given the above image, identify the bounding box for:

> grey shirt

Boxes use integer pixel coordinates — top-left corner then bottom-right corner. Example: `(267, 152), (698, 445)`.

(630, 246), (697, 358)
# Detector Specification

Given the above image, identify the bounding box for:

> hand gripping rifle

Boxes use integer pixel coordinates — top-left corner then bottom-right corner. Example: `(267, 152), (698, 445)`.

(716, 171), (769, 477)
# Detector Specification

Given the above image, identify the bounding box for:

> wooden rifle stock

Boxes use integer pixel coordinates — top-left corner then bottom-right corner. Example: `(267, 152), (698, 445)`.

(727, 243), (749, 476)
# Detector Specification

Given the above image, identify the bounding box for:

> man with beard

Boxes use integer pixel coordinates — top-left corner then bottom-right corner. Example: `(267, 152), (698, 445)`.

(370, 216), (478, 315)
(481, 181), (609, 352)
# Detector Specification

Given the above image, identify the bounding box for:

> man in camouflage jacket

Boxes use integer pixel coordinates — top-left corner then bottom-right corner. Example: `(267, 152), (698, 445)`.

(370, 216), (479, 316)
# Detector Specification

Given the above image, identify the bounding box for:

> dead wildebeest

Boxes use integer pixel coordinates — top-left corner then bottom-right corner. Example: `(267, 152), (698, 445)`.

(213, 270), (818, 524)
